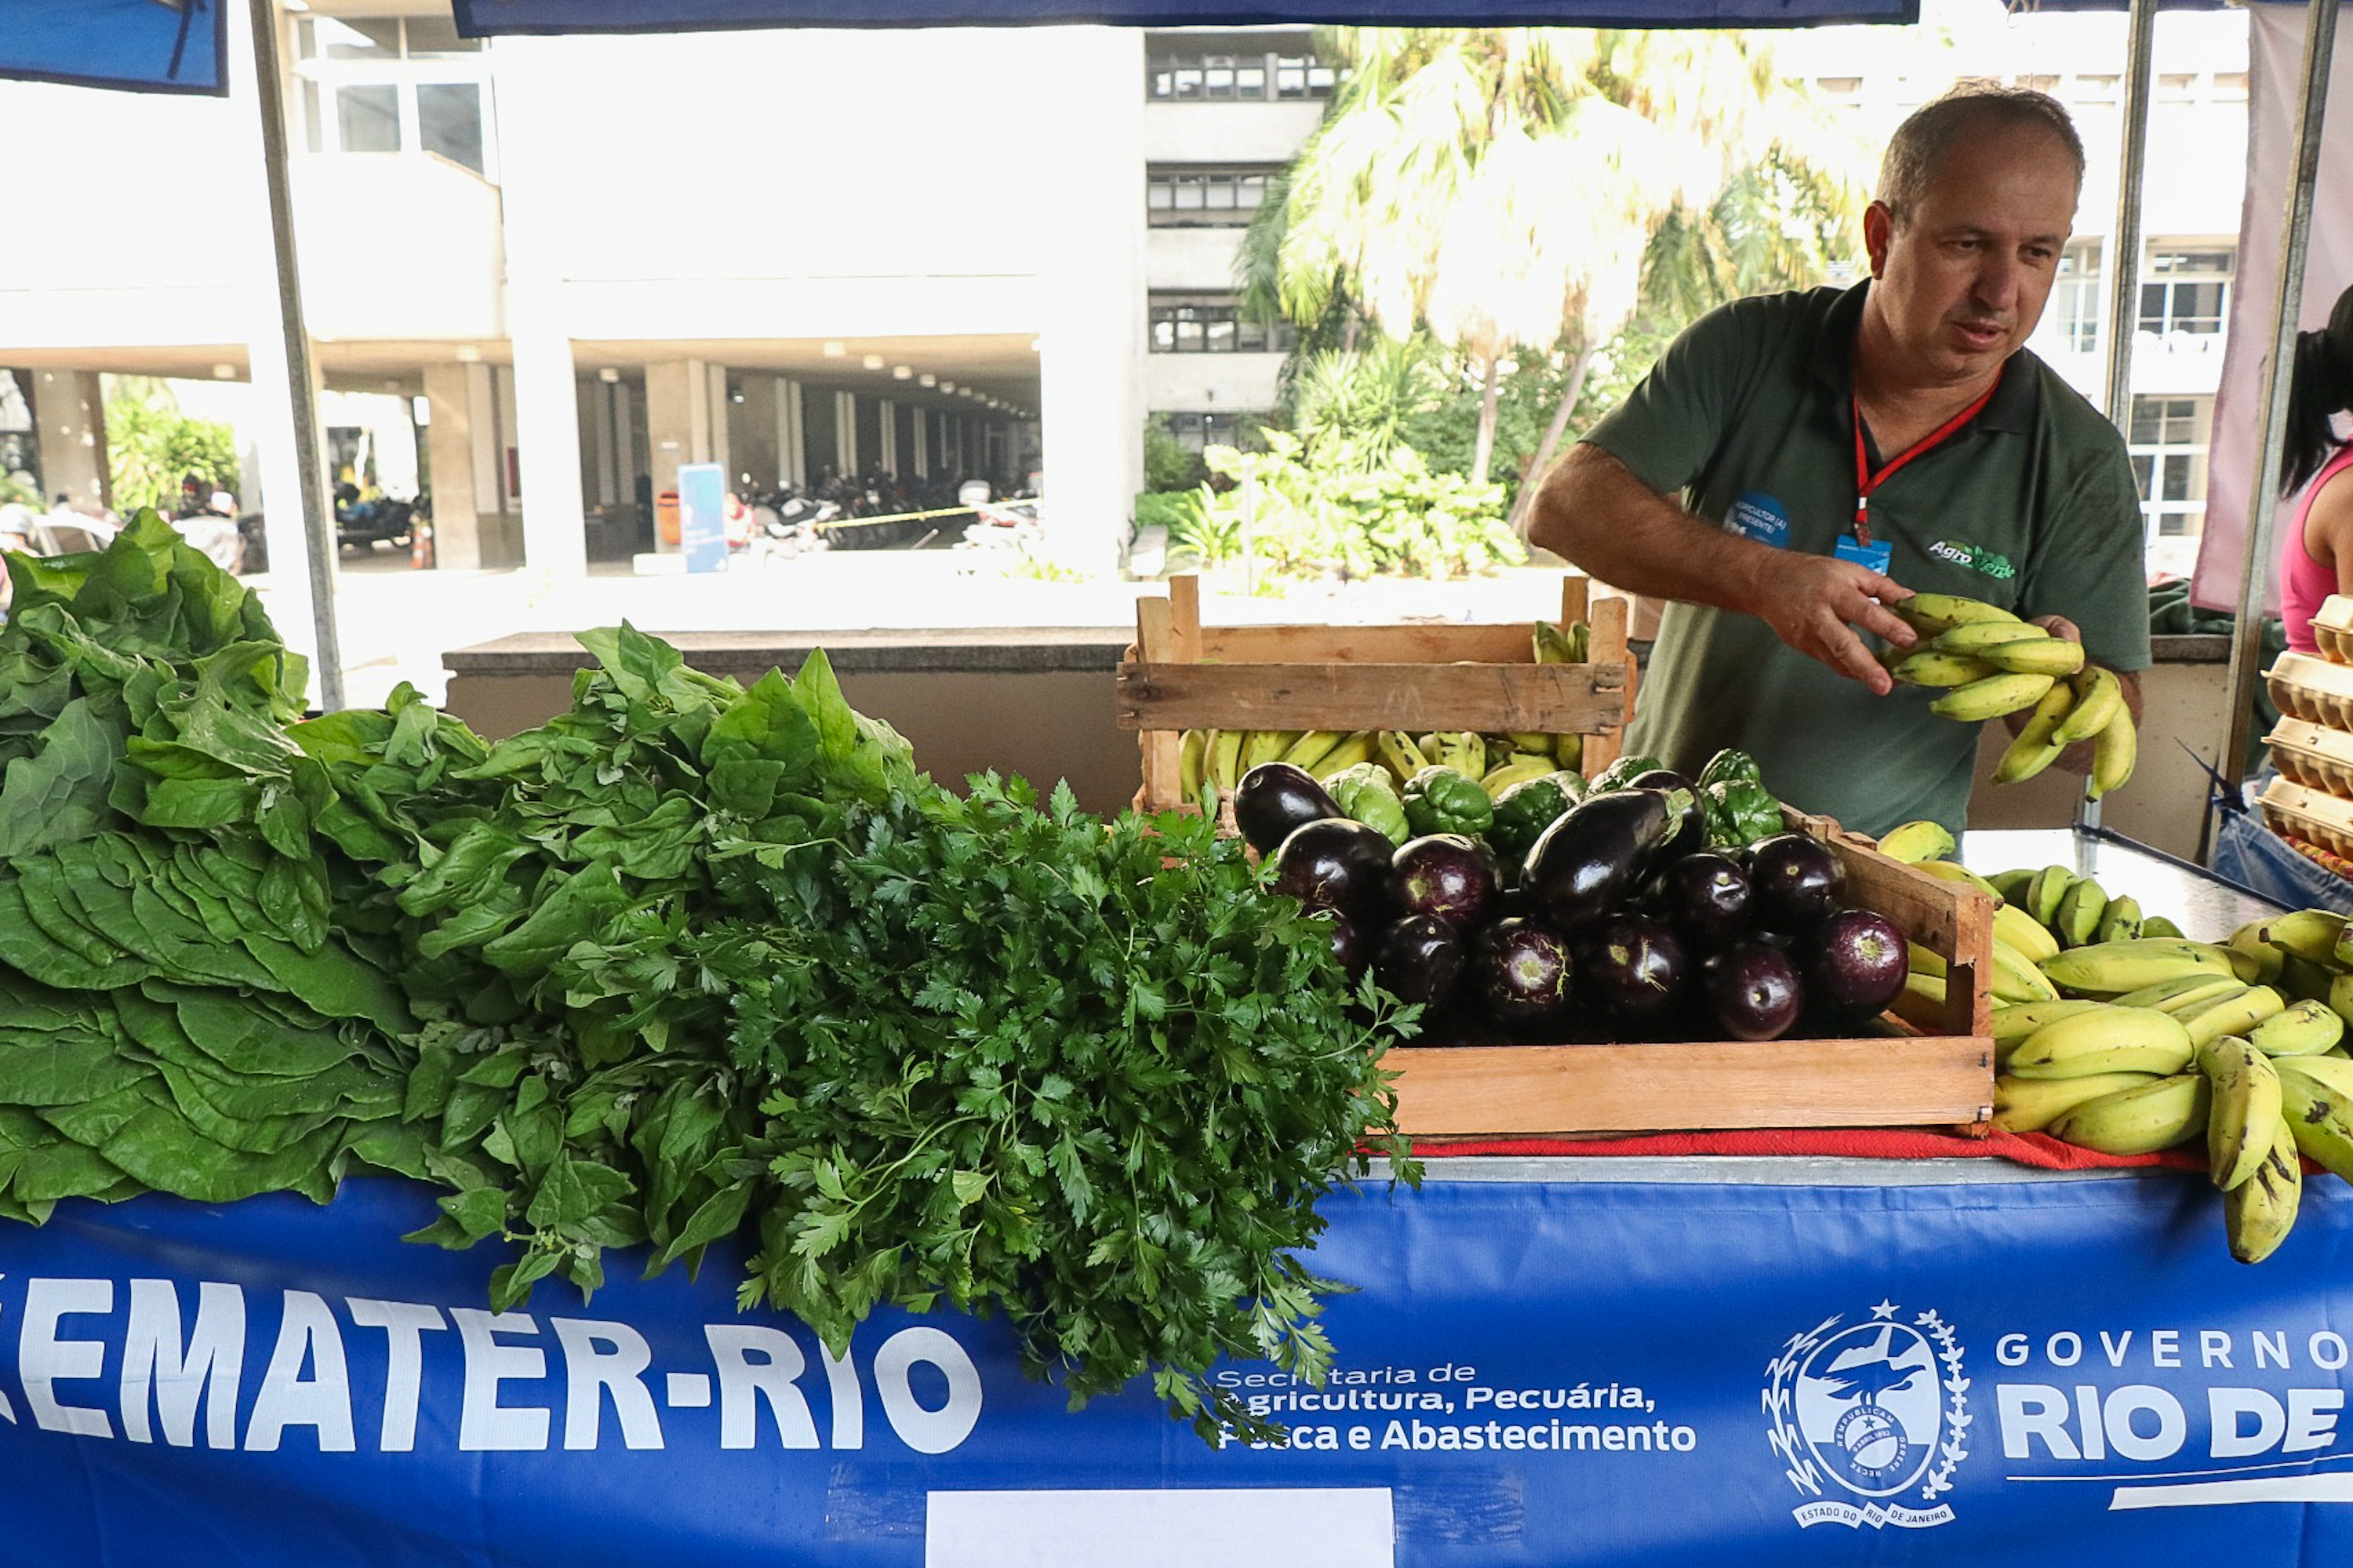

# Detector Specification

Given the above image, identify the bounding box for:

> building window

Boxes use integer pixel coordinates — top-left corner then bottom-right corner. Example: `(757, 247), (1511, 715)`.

(296, 16), (494, 178)
(1147, 167), (1272, 226)
(1162, 412), (1255, 453)
(2128, 394), (2210, 549)
(2053, 239), (2103, 355)
(1147, 39), (1332, 102)
(1150, 297), (1289, 354)
(2140, 245), (2234, 338)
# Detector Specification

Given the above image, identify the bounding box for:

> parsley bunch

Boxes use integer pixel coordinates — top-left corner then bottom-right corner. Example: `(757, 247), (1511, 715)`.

(729, 775), (1414, 1444)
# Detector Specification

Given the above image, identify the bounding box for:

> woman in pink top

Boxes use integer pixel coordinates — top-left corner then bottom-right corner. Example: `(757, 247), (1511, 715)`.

(2278, 283), (2353, 653)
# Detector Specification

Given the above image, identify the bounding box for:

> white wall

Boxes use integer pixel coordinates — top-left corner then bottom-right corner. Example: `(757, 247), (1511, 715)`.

(1146, 227), (1249, 293)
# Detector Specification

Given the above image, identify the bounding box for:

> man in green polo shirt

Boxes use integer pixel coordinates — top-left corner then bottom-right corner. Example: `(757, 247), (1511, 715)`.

(1526, 84), (2150, 839)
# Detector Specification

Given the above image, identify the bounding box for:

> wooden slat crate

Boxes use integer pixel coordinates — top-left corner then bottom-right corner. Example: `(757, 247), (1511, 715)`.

(1116, 574), (1634, 814)
(1386, 808), (1996, 1140)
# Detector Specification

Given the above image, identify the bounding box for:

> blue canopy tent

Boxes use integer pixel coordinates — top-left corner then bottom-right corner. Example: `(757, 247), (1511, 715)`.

(0, 0), (224, 93)
(445, 0), (1918, 30)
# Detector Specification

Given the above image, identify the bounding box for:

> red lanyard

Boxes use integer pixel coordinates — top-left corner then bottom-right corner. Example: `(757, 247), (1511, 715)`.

(1852, 382), (1998, 548)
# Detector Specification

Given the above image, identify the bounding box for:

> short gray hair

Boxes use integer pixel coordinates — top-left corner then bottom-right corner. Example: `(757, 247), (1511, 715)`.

(1878, 82), (2086, 225)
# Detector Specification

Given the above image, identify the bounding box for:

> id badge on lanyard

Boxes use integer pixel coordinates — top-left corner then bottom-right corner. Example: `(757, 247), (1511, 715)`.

(1834, 533), (1893, 575)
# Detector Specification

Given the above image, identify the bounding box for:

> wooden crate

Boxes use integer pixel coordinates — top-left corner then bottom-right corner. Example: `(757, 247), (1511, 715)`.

(1387, 809), (1996, 1140)
(1116, 574), (1634, 814)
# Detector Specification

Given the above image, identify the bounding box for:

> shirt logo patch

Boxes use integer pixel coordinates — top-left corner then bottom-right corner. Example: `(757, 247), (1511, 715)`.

(1926, 539), (2017, 580)
(1726, 492), (1790, 548)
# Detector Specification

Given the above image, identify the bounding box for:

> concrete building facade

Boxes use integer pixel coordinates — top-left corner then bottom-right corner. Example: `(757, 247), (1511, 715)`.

(0, 2), (2253, 609)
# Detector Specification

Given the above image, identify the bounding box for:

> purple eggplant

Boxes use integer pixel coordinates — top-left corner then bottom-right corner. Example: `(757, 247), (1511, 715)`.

(1522, 786), (1692, 933)
(1806, 907), (1909, 1022)
(1474, 917), (1576, 1029)
(1391, 833), (1500, 930)
(1374, 913), (1466, 1010)
(1745, 831), (1847, 933)
(1704, 940), (1805, 1041)
(1270, 817), (1395, 923)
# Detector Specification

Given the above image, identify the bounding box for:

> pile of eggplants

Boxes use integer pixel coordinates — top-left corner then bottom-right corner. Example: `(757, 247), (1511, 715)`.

(1238, 762), (1911, 1046)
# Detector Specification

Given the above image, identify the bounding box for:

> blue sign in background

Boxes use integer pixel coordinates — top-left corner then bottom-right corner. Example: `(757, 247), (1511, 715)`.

(1, 1169), (2349, 1565)
(676, 461), (729, 574)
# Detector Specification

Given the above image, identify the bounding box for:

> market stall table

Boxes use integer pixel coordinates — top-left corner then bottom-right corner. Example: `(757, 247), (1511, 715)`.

(1, 1157), (2348, 1566)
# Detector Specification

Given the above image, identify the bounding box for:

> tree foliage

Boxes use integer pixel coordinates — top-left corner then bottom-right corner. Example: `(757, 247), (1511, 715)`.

(1242, 25), (1874, 513)
(105, 391), (240, 515)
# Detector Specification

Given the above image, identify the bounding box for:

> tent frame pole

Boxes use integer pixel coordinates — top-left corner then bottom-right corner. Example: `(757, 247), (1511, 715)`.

(2211, 0), (2337, 860)
(244, 0), (344, 711)
(2079, 0), (2161, 835)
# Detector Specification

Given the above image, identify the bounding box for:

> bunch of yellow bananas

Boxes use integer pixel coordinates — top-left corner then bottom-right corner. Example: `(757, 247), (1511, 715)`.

(1171, 616), (1605, 806)
(1176, 726), (1582, 802)
(1881, 592), (2137, 799)
(1984, 903), (2353, 1264)
(1873, 824), (2353, 1261)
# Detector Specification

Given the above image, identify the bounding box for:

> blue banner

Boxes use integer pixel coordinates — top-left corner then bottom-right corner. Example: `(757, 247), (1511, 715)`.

(449, 0), (1925, 35)
(0, 0), (225, 94)
(2, 1169), (2350, 1564)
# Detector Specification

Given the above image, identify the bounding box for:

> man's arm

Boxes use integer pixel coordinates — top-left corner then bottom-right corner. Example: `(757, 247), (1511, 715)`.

(1526, 442), (1920, 695)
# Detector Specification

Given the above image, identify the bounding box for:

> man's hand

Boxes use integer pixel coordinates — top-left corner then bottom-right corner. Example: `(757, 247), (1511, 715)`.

(1527, 444), (1923, 696)
(1742, 550), (1920, 696)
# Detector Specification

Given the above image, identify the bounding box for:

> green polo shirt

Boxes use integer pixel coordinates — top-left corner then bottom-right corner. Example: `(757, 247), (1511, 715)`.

(1581, 282), (2151, 840)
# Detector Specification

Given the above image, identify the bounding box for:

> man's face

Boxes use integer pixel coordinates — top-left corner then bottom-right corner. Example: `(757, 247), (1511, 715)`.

(1862, 122), (2079, 391)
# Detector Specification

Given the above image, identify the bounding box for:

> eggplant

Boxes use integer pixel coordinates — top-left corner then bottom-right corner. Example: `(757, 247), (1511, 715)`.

(1646, 850), (1753, 951)
(1746, 831), (1848, 933)
(1474, 916), (1575, 1029)
(1577, 911), (1688, 1028)
(1318, 909), (1370, 982)
(1703, 940), (1804, 1042)
(1623, 771), (1706, 860)
(1521, 786), (1689, 933)
(1391, 833), (1500, 930)
(1234, 762), (1344, 856)
(1374, 912), (1466, 1010)
(1806, 907), (1908, 1022)
(1270, 817), (1395, 923)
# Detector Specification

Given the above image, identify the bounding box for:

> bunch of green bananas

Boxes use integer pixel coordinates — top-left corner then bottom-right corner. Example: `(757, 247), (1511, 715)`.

(1881, 592), (2138, 799)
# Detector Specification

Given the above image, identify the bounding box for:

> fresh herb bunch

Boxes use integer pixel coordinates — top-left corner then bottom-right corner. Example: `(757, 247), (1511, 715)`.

(729, 773), (1415, 1445)
(307, 628), (920, 1307)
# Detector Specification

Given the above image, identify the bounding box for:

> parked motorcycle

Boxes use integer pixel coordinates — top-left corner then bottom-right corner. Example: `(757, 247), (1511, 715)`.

(740, 484), (839, 567)
(334, 485), (416, 551)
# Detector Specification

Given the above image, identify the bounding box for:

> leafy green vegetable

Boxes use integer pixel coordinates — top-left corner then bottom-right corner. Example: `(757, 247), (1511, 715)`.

(0, 514), (1418, 1449)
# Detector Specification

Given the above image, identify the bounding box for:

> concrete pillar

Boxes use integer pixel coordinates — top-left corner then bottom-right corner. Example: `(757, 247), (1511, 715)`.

(509, 298), (587, 579)
(31, 369), (107, 508)
(707, 362), (733, 485)
(1035, 29), (1146, 577)
(643, 358), (716, 551)
(778, 378), (806, 489)
(736, 375), (779, 493)
(422, 362), (485, 571)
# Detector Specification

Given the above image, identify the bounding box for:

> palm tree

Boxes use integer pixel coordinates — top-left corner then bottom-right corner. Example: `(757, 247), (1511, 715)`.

(1242, 26), (1871, 521)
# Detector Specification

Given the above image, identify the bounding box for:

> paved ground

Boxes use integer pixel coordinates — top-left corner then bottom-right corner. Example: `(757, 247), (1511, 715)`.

(254, 543), (1587, 712)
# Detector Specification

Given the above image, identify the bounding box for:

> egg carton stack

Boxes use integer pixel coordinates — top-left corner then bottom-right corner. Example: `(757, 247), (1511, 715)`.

(2260, 595), (2353, 870)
